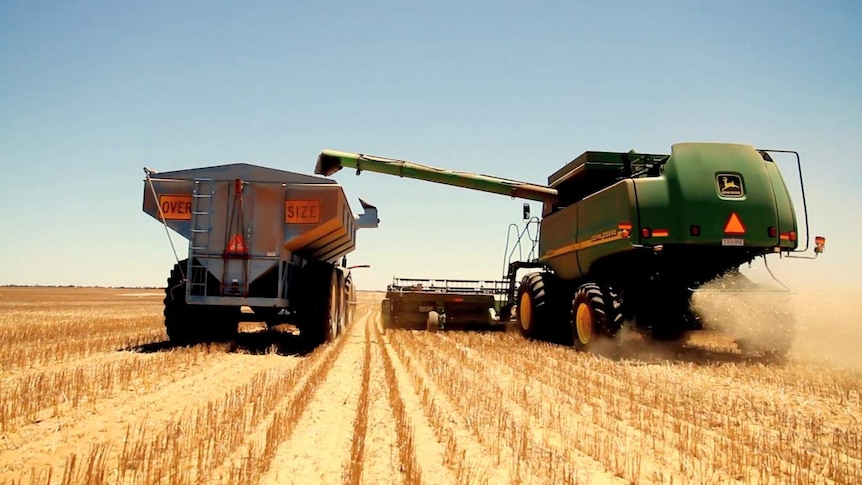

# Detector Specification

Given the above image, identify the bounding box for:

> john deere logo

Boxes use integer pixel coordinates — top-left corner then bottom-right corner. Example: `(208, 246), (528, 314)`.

(717, 174), (744, 198)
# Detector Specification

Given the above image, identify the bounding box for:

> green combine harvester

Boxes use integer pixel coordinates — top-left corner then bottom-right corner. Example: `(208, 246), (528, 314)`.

(315, 143), (825, 356)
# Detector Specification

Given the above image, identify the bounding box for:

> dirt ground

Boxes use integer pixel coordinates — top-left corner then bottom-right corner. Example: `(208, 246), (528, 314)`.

(0, 286), (860, 484)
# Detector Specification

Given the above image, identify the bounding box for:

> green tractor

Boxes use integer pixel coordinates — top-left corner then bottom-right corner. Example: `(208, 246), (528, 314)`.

(315, 143), (826, 356)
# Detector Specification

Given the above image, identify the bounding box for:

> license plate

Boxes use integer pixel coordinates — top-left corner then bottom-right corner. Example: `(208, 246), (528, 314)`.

(721, 238), (744, 246)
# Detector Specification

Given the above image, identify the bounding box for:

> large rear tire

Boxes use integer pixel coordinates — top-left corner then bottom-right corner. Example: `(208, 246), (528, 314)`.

(571, 283), (622, 352)
(163, 262), (240, 345)
(298, 262), (340, 348)
(516, 272), (571, 344)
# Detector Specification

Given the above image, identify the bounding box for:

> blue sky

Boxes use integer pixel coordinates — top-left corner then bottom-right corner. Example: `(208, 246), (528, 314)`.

(1, 0), (859, 290)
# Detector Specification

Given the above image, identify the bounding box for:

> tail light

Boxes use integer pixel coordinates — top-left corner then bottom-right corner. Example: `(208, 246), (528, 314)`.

(641, 227), (652, 238)
(690, 225), (700, 236)
(789, 231), (797, 241)
(768, 226), (777, 238)
(815, 236), (826, 254)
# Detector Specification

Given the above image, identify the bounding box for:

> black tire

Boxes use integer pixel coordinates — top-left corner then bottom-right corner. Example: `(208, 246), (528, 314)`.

(516, 272), (571, 344)
(427, 311), (440, 332)
(298, 262), (339, 348)
(571, 283), (621, 352)
(164, 261), (240, 345)
(342, 273), (353, 334)
(381, 299), (392, 328)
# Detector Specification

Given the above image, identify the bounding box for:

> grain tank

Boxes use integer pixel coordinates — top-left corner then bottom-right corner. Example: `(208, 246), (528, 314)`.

(142, 162), (379, 346)
(315, 143), (826, 357)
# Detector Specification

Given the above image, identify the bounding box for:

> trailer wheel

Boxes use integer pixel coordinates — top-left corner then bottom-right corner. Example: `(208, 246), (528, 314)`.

(516, 272), (569, 343)
(163, 261), (240, 345)
(298, 262), (339, 348)
(341, 273), (353, 333)
(571, 283), (615, 351)
(325, 269), (339, 342)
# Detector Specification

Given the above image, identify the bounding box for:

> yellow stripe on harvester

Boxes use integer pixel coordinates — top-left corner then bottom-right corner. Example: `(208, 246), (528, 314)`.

(539, 231), (630, 261)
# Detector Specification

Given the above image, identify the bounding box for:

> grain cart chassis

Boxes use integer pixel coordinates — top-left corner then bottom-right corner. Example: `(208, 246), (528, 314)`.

(142, 162), (379, 347)
(315, 144), (826, 357)
(381, 277), (509, 331)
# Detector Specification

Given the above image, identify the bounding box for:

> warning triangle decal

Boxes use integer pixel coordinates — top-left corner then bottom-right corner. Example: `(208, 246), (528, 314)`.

(226, 234), (247, 253)
(724, 213), (746, 235)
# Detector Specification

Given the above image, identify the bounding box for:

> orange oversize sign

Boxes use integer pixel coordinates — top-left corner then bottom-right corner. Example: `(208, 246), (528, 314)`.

(158, 195), (193, 220)
(285, 200), (320, 224)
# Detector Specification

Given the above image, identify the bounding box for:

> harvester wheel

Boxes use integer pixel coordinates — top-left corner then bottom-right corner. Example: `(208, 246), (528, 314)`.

(516, 272), (570, 343)
(570, 283), (617, 352)
(381, 298), (392, 328)
(427, 311), (440, 332)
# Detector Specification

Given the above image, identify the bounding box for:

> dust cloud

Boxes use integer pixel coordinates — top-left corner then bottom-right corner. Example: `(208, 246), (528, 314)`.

(691, 273), (862, 372)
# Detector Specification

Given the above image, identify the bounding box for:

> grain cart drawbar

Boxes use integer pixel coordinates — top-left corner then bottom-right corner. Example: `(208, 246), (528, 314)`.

(142, 163), (379, 346)
(316, 143), (826, 356)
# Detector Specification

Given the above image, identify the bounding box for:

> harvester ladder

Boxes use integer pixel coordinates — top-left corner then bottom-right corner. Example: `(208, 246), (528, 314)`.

(187, 178), (216, 297)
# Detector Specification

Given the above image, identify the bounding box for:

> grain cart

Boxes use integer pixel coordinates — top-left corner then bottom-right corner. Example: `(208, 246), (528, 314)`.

(381, 277), (508, 331)
(315, 143), (826, 356)
(142, 162), (379, 346)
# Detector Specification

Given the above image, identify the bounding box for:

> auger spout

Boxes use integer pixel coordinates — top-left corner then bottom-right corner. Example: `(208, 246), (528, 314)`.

(315, 149), (559, 204)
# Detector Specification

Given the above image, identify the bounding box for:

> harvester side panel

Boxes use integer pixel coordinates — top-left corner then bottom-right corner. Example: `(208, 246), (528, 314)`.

(536, 205), (580, 280)
(574, 180), (640, 278)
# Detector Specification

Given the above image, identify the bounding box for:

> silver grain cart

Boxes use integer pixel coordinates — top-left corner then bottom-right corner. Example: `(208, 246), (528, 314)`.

(142, 162), (379, 346)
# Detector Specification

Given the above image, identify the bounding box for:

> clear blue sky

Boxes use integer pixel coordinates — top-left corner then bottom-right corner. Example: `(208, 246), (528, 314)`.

(1, 0), (859, 290)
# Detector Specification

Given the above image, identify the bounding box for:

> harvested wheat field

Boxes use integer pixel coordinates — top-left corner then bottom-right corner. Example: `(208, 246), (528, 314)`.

(1, 286), (860, 485)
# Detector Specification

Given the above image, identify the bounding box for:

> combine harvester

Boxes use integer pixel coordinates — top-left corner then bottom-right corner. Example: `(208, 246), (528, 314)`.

(316, 143), (826, 357)
(142, 163), (379, 347)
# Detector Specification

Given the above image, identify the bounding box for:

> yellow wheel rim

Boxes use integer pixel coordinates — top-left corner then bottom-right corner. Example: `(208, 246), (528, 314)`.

(576, 303), (592, 345)
(519, 292), (532, 331)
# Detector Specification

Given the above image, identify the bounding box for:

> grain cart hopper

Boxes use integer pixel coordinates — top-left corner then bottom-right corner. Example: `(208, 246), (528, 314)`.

(315, 143), (826, 356)
(142, 162), (379, 346)
(380, 277), (509, 331)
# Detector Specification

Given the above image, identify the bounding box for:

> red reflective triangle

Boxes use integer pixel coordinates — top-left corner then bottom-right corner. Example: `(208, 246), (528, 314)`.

(724, 213), (746, 235)
(226, 234), (247, 253)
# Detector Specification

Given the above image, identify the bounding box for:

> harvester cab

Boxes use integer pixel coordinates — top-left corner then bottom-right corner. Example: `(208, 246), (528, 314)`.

(142, 162), (379, 348)
(316, 143), (825, 357)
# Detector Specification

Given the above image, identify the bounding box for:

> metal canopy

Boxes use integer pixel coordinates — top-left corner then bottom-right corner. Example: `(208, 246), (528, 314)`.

(148, 162), (338, 185)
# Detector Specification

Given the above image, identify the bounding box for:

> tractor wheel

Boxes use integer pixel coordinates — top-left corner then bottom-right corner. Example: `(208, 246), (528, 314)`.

(570, 283), (620, 351)
(516, 272), (570, 343)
